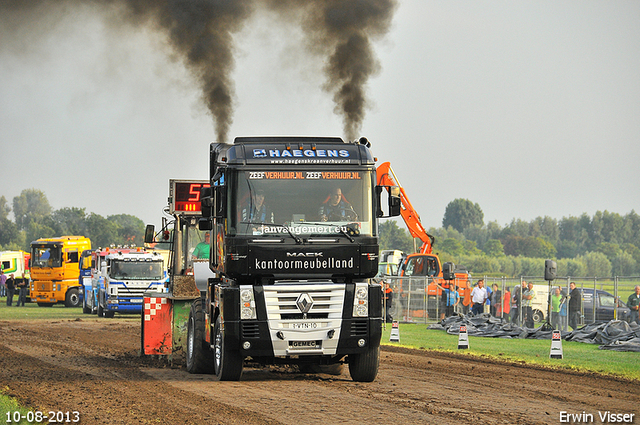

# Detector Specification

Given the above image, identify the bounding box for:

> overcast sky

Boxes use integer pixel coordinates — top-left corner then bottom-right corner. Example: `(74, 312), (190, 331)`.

(1, 1), (639, 232)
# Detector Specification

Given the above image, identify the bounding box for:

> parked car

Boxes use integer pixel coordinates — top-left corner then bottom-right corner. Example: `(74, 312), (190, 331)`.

(528, 286), (630, 324)
(580, 288), (631, 324)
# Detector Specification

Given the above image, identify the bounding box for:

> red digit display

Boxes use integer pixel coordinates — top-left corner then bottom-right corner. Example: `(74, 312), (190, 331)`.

(170, 180), (210, 214)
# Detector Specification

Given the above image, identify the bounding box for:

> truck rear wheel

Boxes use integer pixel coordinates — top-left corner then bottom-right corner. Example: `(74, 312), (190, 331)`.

(65, 288), (81, 308)
(186, 298), (215, 374)
(348, 345), (380, 382)
(213, 316), (243, 381)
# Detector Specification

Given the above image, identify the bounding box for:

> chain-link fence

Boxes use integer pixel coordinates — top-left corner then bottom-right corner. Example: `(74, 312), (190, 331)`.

(379, 275), (640, 328)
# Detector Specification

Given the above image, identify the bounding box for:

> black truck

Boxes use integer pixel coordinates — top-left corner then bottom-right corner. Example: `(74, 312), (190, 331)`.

(187, 136), (400, 381)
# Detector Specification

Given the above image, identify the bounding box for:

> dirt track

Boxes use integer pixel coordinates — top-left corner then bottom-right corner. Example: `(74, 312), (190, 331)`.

(1, 319), (638, 425)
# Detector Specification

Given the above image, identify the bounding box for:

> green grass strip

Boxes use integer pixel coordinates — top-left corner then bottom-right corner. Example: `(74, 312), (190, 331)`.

(381, 323), (639, 381)
(0, 389), (32, 425)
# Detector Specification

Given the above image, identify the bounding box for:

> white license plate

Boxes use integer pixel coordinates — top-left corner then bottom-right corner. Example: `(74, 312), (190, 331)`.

(130, 299), (143, 303)
(290, 322), (320, 330)
(289, 340), (320, 349)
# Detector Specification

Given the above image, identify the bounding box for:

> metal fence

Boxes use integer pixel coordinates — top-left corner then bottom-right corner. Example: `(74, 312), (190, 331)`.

(379, 275), (640, 328)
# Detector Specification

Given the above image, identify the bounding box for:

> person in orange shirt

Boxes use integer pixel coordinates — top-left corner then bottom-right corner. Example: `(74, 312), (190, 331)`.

(461, 284), (471, 315)
(502, 287), (511, 322)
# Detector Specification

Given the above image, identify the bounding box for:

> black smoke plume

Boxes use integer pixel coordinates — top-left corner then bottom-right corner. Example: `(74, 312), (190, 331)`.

(265, 0), (397, 140)
(1, 0), (397, 142)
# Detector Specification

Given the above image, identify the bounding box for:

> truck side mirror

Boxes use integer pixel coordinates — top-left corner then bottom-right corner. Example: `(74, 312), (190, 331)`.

(198, 218), (212, 231)
(200, 186), (213, 217)
(388, 186), (401, 217)
(214, 185), (227, 219)
(375, 185), (401, 218)
(144, 224), (155, 244)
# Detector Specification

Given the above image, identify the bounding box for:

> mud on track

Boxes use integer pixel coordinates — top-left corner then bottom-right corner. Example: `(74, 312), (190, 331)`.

(1, 319), (638, 425)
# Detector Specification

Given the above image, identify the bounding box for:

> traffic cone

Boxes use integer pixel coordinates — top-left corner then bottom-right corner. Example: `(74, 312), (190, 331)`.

(389, 321), (400, 342)
(549, 330), (563, 359)
(457, 325), (469, 349)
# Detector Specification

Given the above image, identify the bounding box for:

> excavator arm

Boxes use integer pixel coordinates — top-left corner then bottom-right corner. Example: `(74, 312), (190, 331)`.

(376, 162), (434, 254)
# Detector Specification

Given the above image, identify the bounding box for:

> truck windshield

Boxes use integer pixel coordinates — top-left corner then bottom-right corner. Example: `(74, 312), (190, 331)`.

(230, 169), (374, 237)
(31, 245), (63, 268)
(110, 260), (164, 280)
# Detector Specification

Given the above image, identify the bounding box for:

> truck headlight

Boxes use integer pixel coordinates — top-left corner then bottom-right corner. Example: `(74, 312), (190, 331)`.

(353, 283), (368, 317)
(240, 286), (256, 320)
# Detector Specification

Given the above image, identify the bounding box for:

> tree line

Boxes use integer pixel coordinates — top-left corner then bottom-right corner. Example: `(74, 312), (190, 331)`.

(3, 190), (638, 278)
(0, 189), (145, 251)
(380, 198), (640, 278)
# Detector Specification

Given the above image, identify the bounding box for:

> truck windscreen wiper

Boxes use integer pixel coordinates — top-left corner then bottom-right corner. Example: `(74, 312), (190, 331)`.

(239, 221), (302, 244)
(298, 222), (359, 243)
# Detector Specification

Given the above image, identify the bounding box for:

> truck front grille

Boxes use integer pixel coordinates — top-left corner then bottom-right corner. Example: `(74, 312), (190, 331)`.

(111, 283), (163, 299)
(263, 284), (345, 321)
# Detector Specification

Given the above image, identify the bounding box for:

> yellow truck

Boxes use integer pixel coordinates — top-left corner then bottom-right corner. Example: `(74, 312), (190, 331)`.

(30, 236), (91, 307)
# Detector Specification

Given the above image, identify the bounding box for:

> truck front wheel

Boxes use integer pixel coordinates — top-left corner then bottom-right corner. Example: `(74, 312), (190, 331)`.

(65, 288), (81, 308)
(348, 345), (380, 382)
(97, 297), (104, 317)
(213, 316), (243, 381)
(186, 298), (215, 374)
(82, 289), (91, 314)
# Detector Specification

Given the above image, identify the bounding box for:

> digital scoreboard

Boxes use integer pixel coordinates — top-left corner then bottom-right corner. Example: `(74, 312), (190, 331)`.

(169, 179), (210, 215)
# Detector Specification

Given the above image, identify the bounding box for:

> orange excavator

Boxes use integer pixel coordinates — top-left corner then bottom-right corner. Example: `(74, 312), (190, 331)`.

(376, 162), (435, 255)
(377, 162), (472, 318)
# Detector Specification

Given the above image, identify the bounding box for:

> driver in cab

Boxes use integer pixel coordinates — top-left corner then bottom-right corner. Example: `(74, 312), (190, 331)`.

(318, 187), (357, 222)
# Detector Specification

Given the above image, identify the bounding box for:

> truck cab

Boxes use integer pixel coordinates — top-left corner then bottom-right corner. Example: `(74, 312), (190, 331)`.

(30, 236), (91, 307)
(95, 249), (166, 318)
(184, 136), (400, 382)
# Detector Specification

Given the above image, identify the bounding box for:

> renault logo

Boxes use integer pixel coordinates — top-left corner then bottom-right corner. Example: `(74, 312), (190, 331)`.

(296, 293), (313, 314)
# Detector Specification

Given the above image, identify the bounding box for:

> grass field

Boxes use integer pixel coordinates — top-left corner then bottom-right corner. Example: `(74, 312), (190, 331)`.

(0, 301), (139, 322)
(381, 322), (640, 381)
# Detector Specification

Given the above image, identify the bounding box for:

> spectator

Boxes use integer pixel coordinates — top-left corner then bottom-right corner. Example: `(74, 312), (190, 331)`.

(461, 284), (471, 315)
(502, 286), (511, 323)
(627, 285), (640, 325)
(0, 269), (6, 297)
(15, 273), (28, 307)
(383, 282), (393, 323)
(568, 282), (582, 331)
(6, 273), (15, 306)
(437, 282), (459, 319)
(522, 281), (535, 328)
(551, 286), (562, 330)
(559, 289), (568, 331)
(490, 283), (501, 317)
(511, 281), (526, 325)
(485, 283), (493, 314)
(470, 279), (488, 316)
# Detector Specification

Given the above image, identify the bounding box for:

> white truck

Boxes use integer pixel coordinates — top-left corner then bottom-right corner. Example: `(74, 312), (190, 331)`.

(94, 249), (166, 318)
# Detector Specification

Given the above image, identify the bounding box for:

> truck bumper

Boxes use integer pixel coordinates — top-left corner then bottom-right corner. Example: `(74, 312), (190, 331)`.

(220, 283), (383, 359)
